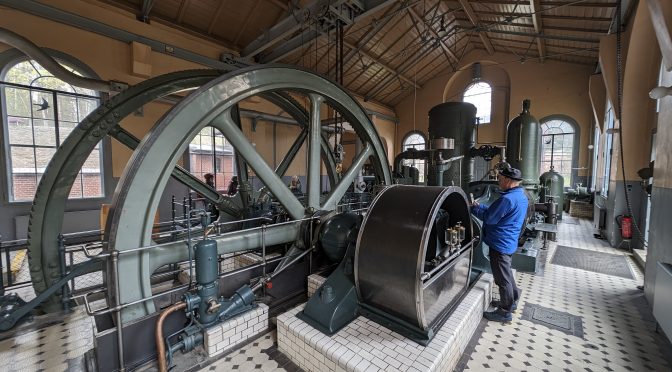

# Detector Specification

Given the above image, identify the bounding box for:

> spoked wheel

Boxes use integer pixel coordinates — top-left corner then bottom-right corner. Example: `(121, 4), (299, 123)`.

(105, 66), (391, 323)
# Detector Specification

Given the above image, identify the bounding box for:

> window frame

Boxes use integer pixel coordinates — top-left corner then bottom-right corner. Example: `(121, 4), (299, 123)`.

(187, 126), (236, 192)
(401, 130), (427, 183)
(539, 115), (580, 188)
(0, 49), (110, 204)
(462, 81), (492, 125)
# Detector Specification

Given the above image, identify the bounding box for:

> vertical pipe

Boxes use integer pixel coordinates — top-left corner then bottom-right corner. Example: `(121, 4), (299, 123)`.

(0, 240), (4, 296)
(5, 247), (11, 287)
(171, 195), (176, 240)
(112, 250), (125, 371)
(261, 224), (267, 296)
(57, 234), (70, 312)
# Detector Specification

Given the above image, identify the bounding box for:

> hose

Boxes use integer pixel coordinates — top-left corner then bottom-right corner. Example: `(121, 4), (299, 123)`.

(156, 302), (187, 372)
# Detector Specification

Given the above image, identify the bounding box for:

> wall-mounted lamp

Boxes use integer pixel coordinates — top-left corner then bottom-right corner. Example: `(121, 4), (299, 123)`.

(649, 85), (672, 99)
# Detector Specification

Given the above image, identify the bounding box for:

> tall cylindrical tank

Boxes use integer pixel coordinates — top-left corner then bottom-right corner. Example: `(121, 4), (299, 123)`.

(506, 99), (541, 196)
(539, 166), (565, 220)
(428, 102), (477, 187)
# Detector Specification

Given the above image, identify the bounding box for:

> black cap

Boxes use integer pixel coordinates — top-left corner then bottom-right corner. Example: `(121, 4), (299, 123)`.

(500, 167), (523, 181)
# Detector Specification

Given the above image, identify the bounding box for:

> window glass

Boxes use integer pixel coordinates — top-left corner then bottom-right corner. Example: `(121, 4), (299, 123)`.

(189, 127), (236, 191)
(402, 133), (426, 183)
(463, 81), (492, 124)
(2, 59), (102, 201)
(540, 118), (576, 187)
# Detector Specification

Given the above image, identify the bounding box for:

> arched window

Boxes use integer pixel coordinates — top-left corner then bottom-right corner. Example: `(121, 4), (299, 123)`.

(2, 58), (102, 201)
(402, 132), (426, 183)
(463, 81), (492, 124)
(540, 117), (579, 187)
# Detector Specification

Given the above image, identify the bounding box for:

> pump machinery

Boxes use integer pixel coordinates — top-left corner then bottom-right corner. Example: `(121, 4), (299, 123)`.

(0, 62), (560, 371)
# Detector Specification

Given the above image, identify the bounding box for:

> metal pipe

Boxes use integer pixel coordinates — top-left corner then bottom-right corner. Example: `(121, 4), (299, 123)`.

(0, 27), (112, 92)
(111, 250), (126, 371)
(156, 302), (186, 372)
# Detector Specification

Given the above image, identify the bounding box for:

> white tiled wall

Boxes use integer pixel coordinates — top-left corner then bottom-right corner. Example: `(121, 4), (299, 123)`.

(307, 274), (326, 298)
(204, 303), (269, 357)
(277, 274), (494, 372)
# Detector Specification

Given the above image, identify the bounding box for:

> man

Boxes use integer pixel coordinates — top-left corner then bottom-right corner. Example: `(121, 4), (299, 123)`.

(227, 176), (238, 196)
(471, 167), (527, 322)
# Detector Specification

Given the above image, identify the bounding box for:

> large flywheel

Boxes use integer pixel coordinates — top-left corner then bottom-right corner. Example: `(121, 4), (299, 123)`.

(90, 65), (390, 322)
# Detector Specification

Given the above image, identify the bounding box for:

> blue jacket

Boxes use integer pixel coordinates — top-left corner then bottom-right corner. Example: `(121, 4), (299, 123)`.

(471, 186), (528, 255)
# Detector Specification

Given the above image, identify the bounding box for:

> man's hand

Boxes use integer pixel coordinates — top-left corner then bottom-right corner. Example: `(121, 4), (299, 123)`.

(471, 200), (480, 208)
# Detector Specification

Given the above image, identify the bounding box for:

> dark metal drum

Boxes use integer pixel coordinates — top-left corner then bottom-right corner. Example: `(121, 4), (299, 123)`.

(354, 185), (474, 343)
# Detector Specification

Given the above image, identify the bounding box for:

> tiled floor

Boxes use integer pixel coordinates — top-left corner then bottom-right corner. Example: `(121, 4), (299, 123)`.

(457, 217), (672, 372)
(1, 217), (670, 372)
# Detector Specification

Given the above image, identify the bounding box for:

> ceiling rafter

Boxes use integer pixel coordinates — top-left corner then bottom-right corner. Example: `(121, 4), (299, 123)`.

(407, 7), (460, 63)
(453, 17), (610, 34)
(456, 26), (600, 43)
(241, 0), (397, 61)
(325, 1), (406, 76)
(471, 42), (597, 62)
(176, 0), (190, 23)
(474, 10), (612, 22)
(207, 0), (227, 34)
(234, 0), (262, 46)
(469, 0), (617, 7)
(347, 17), (415, 91)
(527, 0), (545, 62)
(458, 0), (494, 54)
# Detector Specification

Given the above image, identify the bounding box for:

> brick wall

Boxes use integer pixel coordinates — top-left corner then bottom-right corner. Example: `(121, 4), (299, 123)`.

(11, 173), (102, 201)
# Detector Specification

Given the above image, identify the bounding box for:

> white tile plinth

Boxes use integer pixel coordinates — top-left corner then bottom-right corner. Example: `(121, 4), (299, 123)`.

(307, 274), (327, 298)
(204, 303), (269, 357)
(234, 252), (281, 269)
(277, 274), (494, 372)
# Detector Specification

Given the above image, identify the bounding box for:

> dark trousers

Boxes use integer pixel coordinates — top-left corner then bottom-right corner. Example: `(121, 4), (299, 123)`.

(489, 248), (520, 313)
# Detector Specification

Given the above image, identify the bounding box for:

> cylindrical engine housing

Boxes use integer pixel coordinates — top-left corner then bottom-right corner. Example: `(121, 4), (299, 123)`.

(355, 185), (473, 335)
(539, 167), (564, 220)
(506, 99), (541, 196)
(428, 102), (477, 187)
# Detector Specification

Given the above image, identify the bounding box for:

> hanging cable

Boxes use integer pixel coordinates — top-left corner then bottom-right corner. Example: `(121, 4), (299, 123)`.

(615, 0), (647, 248)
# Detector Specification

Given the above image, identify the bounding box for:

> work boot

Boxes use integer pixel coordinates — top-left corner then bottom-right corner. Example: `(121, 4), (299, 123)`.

(484, 308), (512, 323)
(490, 300), (518, 311)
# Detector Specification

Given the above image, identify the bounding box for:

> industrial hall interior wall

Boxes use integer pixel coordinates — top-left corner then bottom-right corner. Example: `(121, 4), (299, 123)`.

(0, 0), (672, 333)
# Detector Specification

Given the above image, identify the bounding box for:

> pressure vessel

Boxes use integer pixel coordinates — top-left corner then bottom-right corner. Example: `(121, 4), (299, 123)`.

(539, 166), (565, 220)
(506, 99), (541, 197)
(428, 102), (477, 187)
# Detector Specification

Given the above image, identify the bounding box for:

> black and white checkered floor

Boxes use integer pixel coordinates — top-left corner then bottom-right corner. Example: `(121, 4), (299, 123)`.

(1, 217), (670, 371)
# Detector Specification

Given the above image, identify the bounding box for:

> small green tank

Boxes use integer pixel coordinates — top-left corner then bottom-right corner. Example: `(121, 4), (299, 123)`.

(506, 99), (541, 198)
(539, 166), (564, 220)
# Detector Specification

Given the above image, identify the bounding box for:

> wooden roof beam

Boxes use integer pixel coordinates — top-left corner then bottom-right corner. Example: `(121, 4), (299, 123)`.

(176, 0), (190, 23)
(470, 0), (617, 6)
(529, 0), (546, 62)
(342, 40), (421, 89)
(458, 0), (494, 54)
(407, 7), (460, 63)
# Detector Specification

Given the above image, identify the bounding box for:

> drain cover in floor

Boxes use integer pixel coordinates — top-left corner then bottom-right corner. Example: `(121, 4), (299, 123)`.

(521, 303), (584, 338)
(551, 245), (634, 279)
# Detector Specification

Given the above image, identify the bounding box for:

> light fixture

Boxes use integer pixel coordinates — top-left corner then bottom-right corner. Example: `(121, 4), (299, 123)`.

(649, 85), (672, 99)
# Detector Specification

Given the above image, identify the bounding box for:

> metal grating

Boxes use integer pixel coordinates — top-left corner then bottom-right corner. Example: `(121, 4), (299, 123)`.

(551, 246), (633, 279)
(521, 303), (584, 338)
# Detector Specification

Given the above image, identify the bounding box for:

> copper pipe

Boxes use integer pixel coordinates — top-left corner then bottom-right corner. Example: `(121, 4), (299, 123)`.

(156, 302), (187, 372)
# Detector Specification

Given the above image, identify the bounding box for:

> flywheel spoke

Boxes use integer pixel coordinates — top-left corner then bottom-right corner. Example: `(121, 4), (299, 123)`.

(323, 143), (373, 210)
(211, 109), (305, 219)
(307, 93), (324, 209)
